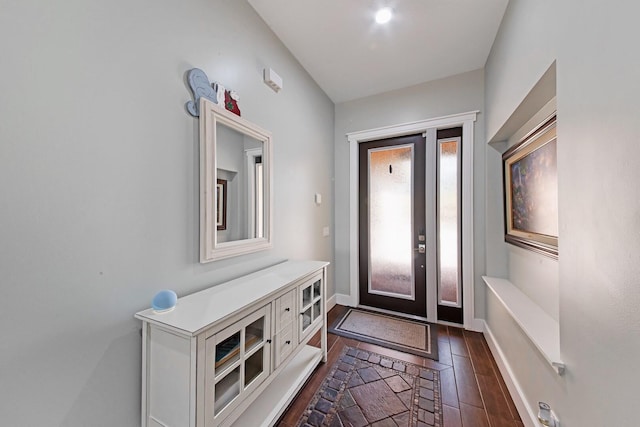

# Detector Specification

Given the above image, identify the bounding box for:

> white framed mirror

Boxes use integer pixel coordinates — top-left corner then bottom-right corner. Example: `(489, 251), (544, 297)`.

(199, 98), (272, 262)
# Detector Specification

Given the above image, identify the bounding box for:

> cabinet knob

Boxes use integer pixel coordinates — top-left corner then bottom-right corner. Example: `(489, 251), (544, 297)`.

(266, 339), (272, 344)
(285, 307), (290, 312)
(286, 340), (291, 345)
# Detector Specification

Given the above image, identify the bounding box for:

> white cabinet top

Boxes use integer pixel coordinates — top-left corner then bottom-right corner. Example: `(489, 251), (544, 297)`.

(135, 260), (328, 336)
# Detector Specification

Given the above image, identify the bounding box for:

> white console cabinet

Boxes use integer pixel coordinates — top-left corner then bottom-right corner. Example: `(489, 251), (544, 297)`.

(135, 260), (329, 427)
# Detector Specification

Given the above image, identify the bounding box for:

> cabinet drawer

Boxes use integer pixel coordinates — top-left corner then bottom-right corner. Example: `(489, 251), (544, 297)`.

(275, 289), (295, 330)
(274, 321), (295, 367)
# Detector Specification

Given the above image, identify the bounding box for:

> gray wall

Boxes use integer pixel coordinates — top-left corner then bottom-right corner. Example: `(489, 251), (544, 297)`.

(333, 69), (486, 317)
(485, 0), (640, 425)
(0, 1), (334, 426)
(557, 1), (640, 425)
(484, 0), (557, 141)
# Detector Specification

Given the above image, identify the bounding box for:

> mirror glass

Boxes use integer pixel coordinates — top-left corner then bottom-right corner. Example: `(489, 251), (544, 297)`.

(216, 122), (265, 243)
(199, 99), (272, 262)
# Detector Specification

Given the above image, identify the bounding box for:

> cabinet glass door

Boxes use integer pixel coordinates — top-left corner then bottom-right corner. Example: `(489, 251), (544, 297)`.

(299, 274), (323, 340)
(206, 305), (271, 425)
(244, 317), (265, 387)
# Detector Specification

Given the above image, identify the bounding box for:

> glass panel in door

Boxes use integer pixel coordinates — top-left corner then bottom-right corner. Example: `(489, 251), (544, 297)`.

(244, 317), (263, 353)
(438, 139), (460, 306)
(244, 347), (264, 387)
(214, 366), (240, 414)
(436, 128), (463, 324)
(358, 134), (427, 317)
(368, 146), (414, 299)
(215, 332), (241, 372)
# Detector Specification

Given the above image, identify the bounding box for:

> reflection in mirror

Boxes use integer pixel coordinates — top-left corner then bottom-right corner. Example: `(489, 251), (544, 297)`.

(216, 122), (265, 243)
(199, 98), (272, 262)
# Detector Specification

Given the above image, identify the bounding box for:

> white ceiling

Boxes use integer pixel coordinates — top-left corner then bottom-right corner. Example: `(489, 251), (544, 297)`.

(248, 0), (509, 103)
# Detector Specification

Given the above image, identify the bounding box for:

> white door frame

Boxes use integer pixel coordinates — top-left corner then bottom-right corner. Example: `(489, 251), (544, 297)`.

(346, 111), (478, 328)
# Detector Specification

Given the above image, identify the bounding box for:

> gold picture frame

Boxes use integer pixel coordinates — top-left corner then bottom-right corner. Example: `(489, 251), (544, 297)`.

(503, 115), (558, 258)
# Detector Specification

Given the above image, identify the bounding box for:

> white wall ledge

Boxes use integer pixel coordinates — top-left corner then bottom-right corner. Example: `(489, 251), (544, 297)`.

(482, 276), (565, 375)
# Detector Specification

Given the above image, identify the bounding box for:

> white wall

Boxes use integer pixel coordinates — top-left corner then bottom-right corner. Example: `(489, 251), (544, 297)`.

(333, 69), (486, 317)
(0, 1), (334, 425)
(556, 1), (640, 425)
(484, 0), (640, 425)
(484, 0), (556, 141)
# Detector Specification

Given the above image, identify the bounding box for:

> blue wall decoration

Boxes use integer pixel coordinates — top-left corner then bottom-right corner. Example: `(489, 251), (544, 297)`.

(185, 68), (218, 117)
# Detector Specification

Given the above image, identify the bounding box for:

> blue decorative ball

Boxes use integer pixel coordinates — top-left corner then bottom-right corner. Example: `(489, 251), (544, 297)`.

(152, 290), (177, 312)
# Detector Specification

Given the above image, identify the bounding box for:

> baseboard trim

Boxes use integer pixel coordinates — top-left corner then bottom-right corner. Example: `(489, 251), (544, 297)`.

(334, 293), (356, 307)
(466, 318), (485, 332)
(326, 294), (337, 312)
(481, 320), (538, 427)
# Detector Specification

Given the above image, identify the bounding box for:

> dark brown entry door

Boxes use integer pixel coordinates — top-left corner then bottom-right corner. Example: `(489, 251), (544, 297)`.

(358, 134), (427, 317)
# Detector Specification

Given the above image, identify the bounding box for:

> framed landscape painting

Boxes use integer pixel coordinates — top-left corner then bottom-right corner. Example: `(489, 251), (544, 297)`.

(503, 115), (558, 258)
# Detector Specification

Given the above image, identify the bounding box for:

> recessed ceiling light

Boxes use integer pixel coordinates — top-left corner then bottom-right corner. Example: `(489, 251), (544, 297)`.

(375, 7), (393, 24)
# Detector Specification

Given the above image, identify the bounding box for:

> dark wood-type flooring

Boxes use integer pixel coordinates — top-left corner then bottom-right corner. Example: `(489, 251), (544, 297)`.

(278, 305), (523, 427)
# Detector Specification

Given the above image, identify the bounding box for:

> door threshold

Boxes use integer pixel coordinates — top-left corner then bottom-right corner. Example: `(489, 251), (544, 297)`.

(357, 304), (429, 323)
(436, 319), (464, 328)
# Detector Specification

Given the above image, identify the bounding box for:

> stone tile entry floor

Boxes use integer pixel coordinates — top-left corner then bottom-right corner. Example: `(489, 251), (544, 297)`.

(296, 347), (442, 427)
